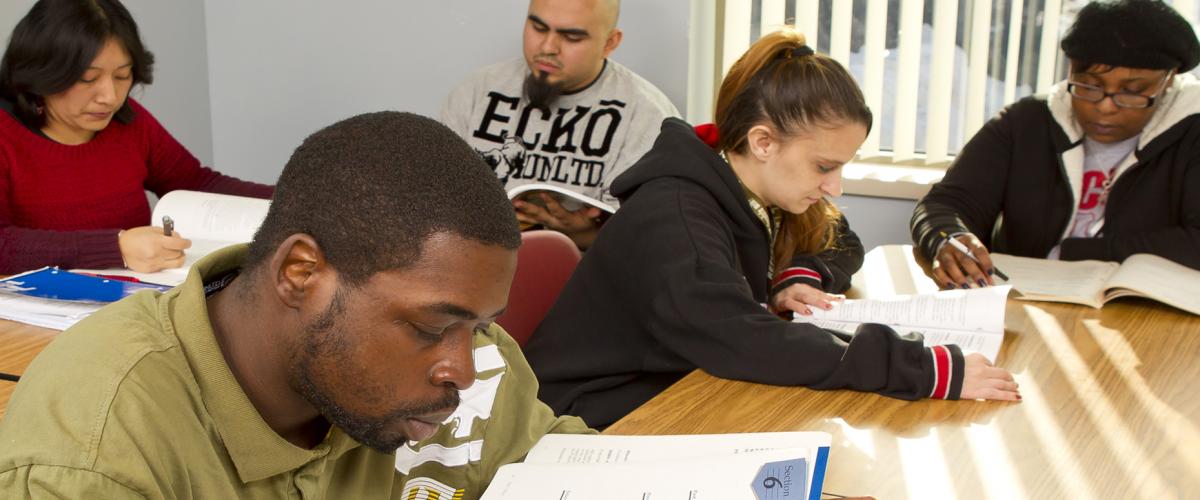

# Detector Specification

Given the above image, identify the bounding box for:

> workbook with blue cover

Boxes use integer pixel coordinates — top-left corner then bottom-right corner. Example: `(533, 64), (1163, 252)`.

(0, 267), (170, 304)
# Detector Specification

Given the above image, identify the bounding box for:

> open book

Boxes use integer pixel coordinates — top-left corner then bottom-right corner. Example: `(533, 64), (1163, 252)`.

(481, 432), (831, 500)
(795, 286), (1011, 362)
(991, 253), (1200, 315)
(507, 183), (616, 214)
(74, 191), (270, 286)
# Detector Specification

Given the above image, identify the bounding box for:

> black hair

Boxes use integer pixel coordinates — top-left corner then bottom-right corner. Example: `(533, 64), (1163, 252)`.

(244, 111), (521, 286)
(0, 0), (154, 129)
(1061, 0), (1200, 73)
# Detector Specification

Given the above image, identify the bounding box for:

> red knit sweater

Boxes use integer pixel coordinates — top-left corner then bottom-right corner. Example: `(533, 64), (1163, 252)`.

(0, 98), (273, 273)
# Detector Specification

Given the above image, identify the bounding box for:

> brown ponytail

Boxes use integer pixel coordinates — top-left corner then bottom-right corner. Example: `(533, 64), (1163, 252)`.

(713, 29), (871, 277)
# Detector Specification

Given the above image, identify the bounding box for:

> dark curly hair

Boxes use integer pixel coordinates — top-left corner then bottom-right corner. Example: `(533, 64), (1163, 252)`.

(244, 111), (521, 286)
(0, 0), (154, 129)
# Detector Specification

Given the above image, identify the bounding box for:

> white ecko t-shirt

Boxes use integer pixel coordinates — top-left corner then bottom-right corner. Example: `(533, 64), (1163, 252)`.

(440, 58), (679, 208)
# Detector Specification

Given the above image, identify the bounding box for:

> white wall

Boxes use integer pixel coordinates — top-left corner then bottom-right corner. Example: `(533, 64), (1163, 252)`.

(202, 0), (691, 185)
(3, 0), (915, 247)
(1, 0), (215, 165)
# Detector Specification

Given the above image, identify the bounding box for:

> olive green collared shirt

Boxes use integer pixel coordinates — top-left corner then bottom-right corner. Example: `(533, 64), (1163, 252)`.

(0, 245), (590, 499)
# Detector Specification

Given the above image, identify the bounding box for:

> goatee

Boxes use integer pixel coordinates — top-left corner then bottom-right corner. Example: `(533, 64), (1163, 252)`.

(523, 71), (564, 113)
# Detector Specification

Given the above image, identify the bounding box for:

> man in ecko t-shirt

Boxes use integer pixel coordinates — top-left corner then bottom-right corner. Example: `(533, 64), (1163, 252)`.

(441, 0), (679, 249)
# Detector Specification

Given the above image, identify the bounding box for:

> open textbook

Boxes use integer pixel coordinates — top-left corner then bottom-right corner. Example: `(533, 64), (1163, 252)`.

(507, 183), (615, 214)
(74, 191), (270, 286)
(795, 286), (1011, 361)
(990, 253), (1200, 315)
(481, 432), (831, 500)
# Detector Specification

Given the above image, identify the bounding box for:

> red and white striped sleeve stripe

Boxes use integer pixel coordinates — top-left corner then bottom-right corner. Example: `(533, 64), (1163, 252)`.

(929, 345), (954, 400)
(773, 267), (822, 287)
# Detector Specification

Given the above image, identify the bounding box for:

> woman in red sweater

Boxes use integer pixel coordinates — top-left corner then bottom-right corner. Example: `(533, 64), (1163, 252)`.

(0, 0), (273, 274)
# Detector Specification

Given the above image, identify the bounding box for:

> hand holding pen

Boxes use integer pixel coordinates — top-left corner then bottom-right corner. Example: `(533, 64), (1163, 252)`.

(932, 231), (1008, 289)
(116, 216), (192, 273)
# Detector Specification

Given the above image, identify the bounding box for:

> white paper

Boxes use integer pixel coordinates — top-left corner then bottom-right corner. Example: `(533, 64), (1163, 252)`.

(798, 286), (1009, 361)
(989, 253), (1116, 308)
(1105, 254), (1200, 315)
(525, 432), (831, 465)
(483, 448), (814, 500)
(0, 293), (101, 330)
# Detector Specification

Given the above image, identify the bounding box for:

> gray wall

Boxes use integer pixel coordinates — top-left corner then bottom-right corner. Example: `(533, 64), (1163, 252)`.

(837, 196), (916, 250)
(1, 0), (214, 165)
(202, 0), (690, 184)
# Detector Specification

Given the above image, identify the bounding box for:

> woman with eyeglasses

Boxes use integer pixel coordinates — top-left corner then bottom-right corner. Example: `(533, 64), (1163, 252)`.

(0, 0), (273, 275)
(911, 0), (1200, 288)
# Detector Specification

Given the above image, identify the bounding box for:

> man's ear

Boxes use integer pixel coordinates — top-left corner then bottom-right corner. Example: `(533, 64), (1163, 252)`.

(268, 234), (332, 311)
(603, 28), (623, 57)
(746, 124), (776, 162)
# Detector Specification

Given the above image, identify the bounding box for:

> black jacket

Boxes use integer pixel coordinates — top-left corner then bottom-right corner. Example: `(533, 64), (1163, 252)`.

(912, 77), (1200, 269)
(525, 118), (964, 428)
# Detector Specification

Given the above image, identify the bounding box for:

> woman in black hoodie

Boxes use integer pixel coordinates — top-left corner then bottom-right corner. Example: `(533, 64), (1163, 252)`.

(524, 30), (1020, 428)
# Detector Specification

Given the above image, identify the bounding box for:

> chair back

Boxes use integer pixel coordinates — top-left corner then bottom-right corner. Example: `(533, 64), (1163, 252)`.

(495, 230), (582, 346)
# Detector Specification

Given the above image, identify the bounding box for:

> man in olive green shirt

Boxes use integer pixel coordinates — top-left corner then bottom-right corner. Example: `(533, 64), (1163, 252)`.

(0, 112), (590, 499)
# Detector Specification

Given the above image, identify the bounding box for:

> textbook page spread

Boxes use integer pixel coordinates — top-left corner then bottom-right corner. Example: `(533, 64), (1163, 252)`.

(482, 432), (831, 500)
(795, 286), (1010, 361)
(990, 253), (1200, 315)
(507, 183), (616, 214)
(74, 191), (270, 286)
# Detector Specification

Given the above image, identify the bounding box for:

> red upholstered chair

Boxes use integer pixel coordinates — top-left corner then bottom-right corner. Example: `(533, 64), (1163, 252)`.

(496, 230), (582, 346)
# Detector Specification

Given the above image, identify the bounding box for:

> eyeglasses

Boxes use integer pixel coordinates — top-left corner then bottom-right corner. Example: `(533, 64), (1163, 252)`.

(1066, 71), (1174, 109)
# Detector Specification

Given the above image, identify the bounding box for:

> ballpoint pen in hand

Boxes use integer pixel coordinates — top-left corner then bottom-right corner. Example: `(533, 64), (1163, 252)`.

(940, 232), (1010, 281)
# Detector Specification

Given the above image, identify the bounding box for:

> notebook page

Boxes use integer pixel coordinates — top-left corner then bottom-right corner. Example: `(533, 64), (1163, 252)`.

(989, 254), (1116, 308)
(1105, 254), (1200, 315)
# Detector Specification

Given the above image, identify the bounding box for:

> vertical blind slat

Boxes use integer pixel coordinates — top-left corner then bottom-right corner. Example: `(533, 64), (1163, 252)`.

(925, 0), (959, 164)
(794, 0), (820, 43)
(761, 0), (786, 34)
(723, 0), (753, 76)
(964, 0), (993, 142)
(1003, 0), (1024, 108)
(860, 0), (889, 157)
(1035, 0), (1063, 94)
(829, 0), (853, 65)
(893, 0), (925, 160)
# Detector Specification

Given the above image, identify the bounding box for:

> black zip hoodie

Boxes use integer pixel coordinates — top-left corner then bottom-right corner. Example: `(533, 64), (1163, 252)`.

(525, 118), (964, 428)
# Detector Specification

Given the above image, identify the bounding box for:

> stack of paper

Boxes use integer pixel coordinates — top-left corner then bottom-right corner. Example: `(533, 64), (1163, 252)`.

(796, 286), (1011, 361)
(481, 432), (831, 500)
(0, 268), (168, 330)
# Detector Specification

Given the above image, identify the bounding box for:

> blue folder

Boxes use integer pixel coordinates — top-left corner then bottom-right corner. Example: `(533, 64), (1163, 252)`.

(0, 267), (171, 303)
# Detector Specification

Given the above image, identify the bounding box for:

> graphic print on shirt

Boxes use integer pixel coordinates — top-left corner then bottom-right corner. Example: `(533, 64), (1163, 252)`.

(1072, 169), (1109, 235)
(396, 343), (507, 476)
(471, 91), (625, 187)
(400, 477), (465, 500)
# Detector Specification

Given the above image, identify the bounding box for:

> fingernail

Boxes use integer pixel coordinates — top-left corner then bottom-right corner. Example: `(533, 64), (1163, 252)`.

(960, 283), (970, 290)
(987, 268), (995, 276)
(977, 279), (988, 287)
(1016, 394), (1023, 401)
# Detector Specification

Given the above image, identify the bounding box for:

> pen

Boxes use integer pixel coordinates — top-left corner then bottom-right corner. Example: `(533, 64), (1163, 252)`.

(75, 271), (144, 283)
(162, 215), (174, 237)
(940, 232), (1010, 281)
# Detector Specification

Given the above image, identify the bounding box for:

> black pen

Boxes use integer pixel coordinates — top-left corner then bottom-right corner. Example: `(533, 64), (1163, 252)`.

(941, 232), (1009, 281)
(162, 215), (174, 237)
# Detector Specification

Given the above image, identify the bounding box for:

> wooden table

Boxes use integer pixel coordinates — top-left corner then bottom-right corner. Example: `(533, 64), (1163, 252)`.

(0, 320), (59, 420)
(606, 246), (1200, 500)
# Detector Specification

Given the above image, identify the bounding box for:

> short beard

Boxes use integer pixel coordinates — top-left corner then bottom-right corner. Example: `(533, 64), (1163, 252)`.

(289, 288), (461, 453)
(523, 71), (564, 113)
